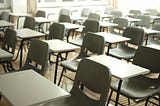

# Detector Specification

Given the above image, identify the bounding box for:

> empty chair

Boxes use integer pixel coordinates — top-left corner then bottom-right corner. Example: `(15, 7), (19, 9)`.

(134, 15), (151, 28)
(69, 19), (100, 46)
(23, 16), (35, 30)
(58, 32), (105, 85)
(47, 23), (65, 63)
(35, 10), (46, 18)
(109, 26), (145, 62)
(88, 13), (100, 21)
(43, 58), (111, 106)
(35, 10), (46, 32)
(129, 10), (141, 15)
(145, 9), (158, 16)
(107, 46), (160, 106)
(104, 6), (115, 14)
(0, 11), (9, 21)
(111, 17), (128, 33)
(110, 10), (123, 18)
(80, 8), (92, 17)
(0, 28), (17, 72)
(59, 8), (70, 16)
(58, 14), (71, 23)
(47, 23), (65, 40)
(20, 39), (49, 76)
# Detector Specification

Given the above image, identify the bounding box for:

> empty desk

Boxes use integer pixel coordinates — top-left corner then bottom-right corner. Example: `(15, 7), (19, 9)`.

(0, 70), (70, 106)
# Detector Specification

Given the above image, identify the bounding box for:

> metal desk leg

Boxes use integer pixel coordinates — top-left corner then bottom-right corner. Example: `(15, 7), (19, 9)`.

(115, 80), (123, 106)
(106, 43), (111, 55)
(54, 53), (60, 84)
(19, 40), (24, 68)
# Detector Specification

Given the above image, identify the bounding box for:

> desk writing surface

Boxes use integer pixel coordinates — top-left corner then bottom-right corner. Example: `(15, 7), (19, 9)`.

(35, 17), (54, 23)
(0, 70), (70, 106)
(0, 20), (15, 27)
(44, 39), (80, 52)
(88, 55), (150, 79)
(144, 29), (160, 35)
(60, 22), (84, 30)
(0, 48), (13, 60)
(16, 28), (45, 39)
(95, 32), (130, 44)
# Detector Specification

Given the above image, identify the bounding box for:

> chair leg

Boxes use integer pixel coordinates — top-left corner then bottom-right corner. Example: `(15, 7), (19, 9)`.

(2, 64), (7, 73)
(145, 97), (149, 106)
(7, 62), (15, 71)
(58, 68), (66, 86)
(106, 90), (113, 106)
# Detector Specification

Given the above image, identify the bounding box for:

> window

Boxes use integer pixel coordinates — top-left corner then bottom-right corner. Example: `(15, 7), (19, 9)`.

(38, 0), (106, 7)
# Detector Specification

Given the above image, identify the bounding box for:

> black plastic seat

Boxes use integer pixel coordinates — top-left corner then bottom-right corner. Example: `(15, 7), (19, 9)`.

(35, 10), (46, 32)
(43, 58), (111, 106)
(69, 19), (100, 46)
(107, 46), (160, 106)
(0, 11), (9, 21)
(134, 15), (151, 28)
(109, 26), (145, 62)
(58, 32), (105, 85)
(0, 28), (17, 72)
(111, 17), (128, 34)
(46, 23), (65, 63)
(20, 39), (49, 76)
(23, 16), (35, 30)
(88, 13), (100, 21)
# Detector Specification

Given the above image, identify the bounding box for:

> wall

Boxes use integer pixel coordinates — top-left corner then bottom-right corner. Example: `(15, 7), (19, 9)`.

(11, 0), (27, 13)
(118, 0), (160, 15)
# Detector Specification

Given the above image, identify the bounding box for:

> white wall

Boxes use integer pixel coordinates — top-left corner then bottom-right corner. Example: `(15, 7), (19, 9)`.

(11, 0), (27, 13)
(118, 0), (160, 15)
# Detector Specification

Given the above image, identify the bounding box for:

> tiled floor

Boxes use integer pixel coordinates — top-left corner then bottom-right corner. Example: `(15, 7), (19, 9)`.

(0, 39), (159, 106)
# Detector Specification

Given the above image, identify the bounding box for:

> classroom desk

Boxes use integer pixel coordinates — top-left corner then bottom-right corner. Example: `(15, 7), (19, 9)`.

(95, 32), (130, 54)
(144, 28), (160, 45)
(44, 39), (80, 84)
(99, 21), (118, 32)
(0, 70), (70, 106)
(0, 20), (15, 28)
(0, 48), (13, 61)
(59, 22), (84, 42)
(34, 17), (54, 32)
(16, 28), (45, 68)
(87, 55), (150, 106)
(9, 13), (31, 29)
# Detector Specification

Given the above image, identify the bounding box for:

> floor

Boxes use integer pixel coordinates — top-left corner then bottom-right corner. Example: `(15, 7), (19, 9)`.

(0, 37), (159, 106)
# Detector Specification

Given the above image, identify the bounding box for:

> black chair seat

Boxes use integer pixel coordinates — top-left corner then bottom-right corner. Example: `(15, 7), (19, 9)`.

(109, 44), (136, 60)
(111, 75), (160, 99)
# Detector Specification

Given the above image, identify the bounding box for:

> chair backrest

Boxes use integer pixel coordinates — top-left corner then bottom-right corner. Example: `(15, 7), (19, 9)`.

(23, 16), (35, 30)
(80, 8), (92, 17)
(2, 28), (17, 55)
(82, 19), (99, 36)
(36, 10), (46, 18)
(58, 14), (71, 23)
(135, 15), (151, 28)
(145, 9), (158, 16)
(0, 11), (9, 21)
(133, 46), (160, 74)
(88, 13), (100, 21)
(79, 32), (105, 57)
(104, 6), (115, 14)
(59, 9), (70, 16)
(122, 26), (145, 46)
(152, 23), (160, 31)
(112, 17), (128, 30)
(110, 10), (122, 18)
(24, 39), (49, 75)
(129, 10), (141, 15)
(71, 59), (111, 106)
(48, 23), (65, 40)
